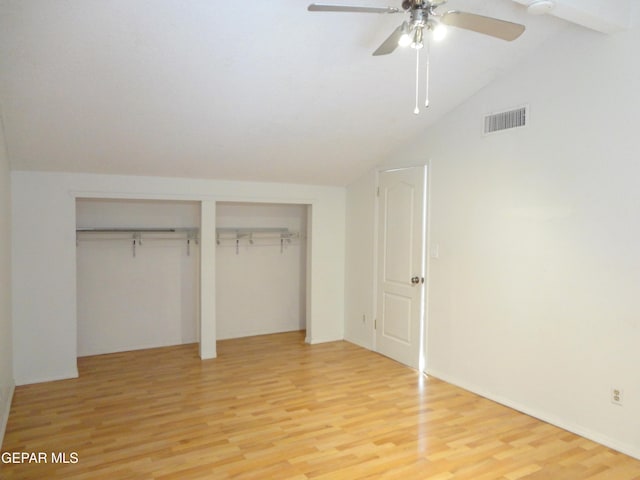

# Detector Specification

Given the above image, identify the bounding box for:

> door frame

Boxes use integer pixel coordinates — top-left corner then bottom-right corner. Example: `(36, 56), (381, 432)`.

(372, 165), (430, 373)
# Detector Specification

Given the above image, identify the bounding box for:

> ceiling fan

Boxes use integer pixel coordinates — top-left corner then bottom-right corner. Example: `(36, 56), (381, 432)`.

(308, 0), (526, 113)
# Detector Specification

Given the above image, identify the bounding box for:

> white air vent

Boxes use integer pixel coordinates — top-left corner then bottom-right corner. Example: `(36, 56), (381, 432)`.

(483, 105), (528, 135)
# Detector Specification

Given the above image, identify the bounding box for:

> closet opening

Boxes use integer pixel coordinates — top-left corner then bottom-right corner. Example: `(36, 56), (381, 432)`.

(215, 202), (308, 340)
(75, 198), (201, 357)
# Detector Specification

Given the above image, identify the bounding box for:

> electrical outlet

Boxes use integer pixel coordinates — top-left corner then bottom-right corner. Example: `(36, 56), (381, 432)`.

(611, 387), (623, 406)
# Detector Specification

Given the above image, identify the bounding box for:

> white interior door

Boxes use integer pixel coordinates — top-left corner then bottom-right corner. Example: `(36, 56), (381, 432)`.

(376, 166), (426, 369)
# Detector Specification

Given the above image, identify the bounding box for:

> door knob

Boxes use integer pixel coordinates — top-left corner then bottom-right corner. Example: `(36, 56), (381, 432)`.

(411, 276), (420, 285)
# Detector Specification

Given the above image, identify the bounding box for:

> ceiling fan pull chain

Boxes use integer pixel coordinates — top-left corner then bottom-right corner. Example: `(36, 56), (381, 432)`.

(424, 35), (430, 108)
(414, 46), (420, 115)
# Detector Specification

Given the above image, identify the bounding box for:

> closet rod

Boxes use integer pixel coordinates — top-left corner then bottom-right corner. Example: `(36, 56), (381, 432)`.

(76, 227), (198, 233)
(215, 227), (289, 234)
(76, 227), (200, 257)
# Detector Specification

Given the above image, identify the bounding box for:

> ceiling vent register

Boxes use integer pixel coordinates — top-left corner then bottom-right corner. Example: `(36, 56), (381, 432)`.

(483, 105), (528, 135)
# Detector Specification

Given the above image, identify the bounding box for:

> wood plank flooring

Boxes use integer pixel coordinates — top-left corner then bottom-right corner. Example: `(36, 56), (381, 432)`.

(2, 331), (639, 479)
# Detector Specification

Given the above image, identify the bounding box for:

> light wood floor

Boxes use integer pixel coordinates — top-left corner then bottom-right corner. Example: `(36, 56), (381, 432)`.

(2, 332), (639, 479)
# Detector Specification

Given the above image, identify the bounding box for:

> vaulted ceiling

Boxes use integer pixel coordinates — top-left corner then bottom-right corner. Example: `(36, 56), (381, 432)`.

(0, 1), (623, 186)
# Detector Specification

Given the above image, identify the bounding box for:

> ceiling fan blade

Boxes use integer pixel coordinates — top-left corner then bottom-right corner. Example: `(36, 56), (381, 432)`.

(440, 10), (525, 41)
(372, 22), (407, 56)
(308, 3), (399, 14)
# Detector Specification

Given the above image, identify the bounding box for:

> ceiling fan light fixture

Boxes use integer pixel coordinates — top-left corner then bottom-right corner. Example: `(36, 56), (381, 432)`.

(411, 27), (424, 49)
(431, 22), (447, 42)
(397, 21), (412, 47)
(398, 33), (412, 46)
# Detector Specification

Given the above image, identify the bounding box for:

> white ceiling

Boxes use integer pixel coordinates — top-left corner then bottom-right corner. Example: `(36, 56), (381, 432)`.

(0, 0), (575, 186)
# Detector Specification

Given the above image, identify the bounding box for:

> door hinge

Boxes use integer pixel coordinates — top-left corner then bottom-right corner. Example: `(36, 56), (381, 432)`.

(376, 186), (380, 197)
(374, 318), (377, 330)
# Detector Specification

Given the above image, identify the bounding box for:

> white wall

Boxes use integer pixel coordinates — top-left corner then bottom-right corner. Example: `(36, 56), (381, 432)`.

(344, 170), (376, 349)
(76, 199), (200, 356)
(348, 19), (640, 458)
(11, 172), (345, 385)
(216, 202), (307, 340)
(0, 120), (14, 446)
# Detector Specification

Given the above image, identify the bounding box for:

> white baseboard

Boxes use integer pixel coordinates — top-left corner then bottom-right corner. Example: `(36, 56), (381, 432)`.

(427, 368), (640, 461)
(305, 335), (344, 345)
(343, 335), (373, 350)
(0, 380), (15, 449)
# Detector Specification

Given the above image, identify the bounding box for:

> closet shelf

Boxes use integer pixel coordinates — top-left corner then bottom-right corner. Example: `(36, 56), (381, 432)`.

(216, 227), (296, 237)
(76, 227), (199, 240)
(76, 227), (198, 234)
(216, 228), (299, 242)
(215, 228), (301, 254)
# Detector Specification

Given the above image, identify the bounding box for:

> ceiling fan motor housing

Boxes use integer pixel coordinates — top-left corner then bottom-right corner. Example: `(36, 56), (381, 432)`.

(410, 8), (426, 27)
(403, 0), (431, 11)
